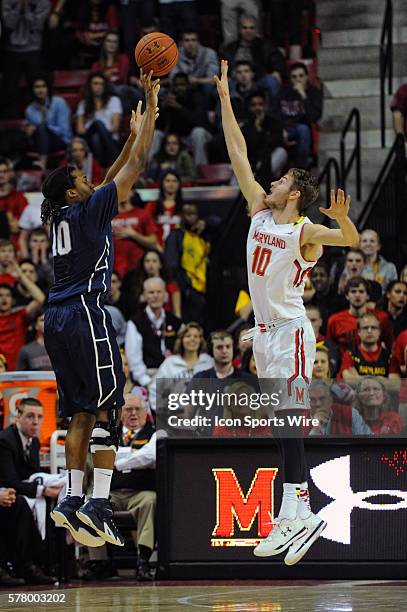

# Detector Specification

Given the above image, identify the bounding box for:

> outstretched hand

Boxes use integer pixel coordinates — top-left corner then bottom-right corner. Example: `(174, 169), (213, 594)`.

(213, 59), (230, 100)
(130, 100), (143, 137)
(319, 189), (351, 220)
(140, 69), (160, 111)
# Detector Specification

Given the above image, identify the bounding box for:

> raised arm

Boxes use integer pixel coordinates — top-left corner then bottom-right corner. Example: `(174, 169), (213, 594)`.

(113, 71), (159, 203)
(301, 189), (360, 250)
(214, 60), (265, 214)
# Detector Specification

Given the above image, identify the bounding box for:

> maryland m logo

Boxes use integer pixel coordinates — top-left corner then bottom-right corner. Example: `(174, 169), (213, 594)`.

(211, 468), (278, 547)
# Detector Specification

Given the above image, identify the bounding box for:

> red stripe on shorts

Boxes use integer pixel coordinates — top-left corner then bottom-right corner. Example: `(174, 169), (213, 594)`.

(287, 328), (300, 396)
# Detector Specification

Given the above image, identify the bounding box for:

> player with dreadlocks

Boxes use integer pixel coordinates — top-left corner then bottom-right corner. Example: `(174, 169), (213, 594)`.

(44, 71), (159, 548)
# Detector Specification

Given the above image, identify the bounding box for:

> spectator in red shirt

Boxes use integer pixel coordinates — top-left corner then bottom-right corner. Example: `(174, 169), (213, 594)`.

(327, 277), (393, 353)
(354, 376), (404, 435)
(59, 137), (104, 186)
(390, 329), (407, 377)
(391, 82), (407, 139)
(0, 264), (45, 370)
(91, 30), (140, 114)
(0, 240), (18, 287)
(339, 313), (392, 380)
(111, 192), (157, 278)
(146, 171), (184, 248)
(0, 159), (28, 253)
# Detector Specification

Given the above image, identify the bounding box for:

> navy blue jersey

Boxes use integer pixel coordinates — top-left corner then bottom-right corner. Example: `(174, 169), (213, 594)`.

(48, 182), (118, 304)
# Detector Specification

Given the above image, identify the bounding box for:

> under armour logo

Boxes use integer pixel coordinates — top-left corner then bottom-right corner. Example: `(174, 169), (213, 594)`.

(310, 455), (407, 544)
(147, 41), (161, 54)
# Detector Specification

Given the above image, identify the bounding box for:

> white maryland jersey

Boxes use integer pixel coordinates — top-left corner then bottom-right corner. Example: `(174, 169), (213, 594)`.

(247, 209), (320, 322)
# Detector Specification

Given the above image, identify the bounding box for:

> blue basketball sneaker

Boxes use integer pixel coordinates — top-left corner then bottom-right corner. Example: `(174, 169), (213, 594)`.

(76, 498), (125, 546)
(51, 496), (105, 547)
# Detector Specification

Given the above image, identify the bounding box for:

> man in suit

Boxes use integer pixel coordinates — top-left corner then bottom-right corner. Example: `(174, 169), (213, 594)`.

(0, 397), (58, 584)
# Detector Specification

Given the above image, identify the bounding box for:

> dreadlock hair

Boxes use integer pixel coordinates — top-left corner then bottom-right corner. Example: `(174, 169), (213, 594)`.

(288, 168), (319, 214)
(41, 166), (76, 225)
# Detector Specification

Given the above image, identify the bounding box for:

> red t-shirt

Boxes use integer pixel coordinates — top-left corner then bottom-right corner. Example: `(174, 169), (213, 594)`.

(391, 83), (407, 137)
(0, 273), (17, 286)
(112, 208), (157, 277)
(390, 329), (407, 373)
(146, 201), (181, 246)
(368, 412), (405, 435)
(0, 190), (28, 218)
(326, 308), (393, 353)
(91, 54), (129, 85)
(0, 307), (28, 370)
(339, 345), (390, 378)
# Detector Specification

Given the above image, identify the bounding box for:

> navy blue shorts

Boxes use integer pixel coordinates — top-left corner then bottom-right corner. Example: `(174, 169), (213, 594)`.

(44, 293), (125, 417)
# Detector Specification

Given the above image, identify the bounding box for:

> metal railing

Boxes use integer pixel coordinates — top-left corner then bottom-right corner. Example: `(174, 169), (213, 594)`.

(380, 0), (393, 148)
(357, 134), (406, 268)
(340, 108), (361, 200)
(318, 157), (340, 210)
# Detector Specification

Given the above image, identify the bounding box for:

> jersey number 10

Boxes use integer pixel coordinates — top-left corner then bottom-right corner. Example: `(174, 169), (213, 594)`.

(251, 245), (272, 276)
(52, 220), (72, 256)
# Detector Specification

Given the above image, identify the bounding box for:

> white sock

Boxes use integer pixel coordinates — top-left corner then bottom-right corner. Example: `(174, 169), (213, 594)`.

(278, 483), (300, 520)
(297, 481), (312, 519)
(66, 469), (84, 497)
(92, 468), (113, 499)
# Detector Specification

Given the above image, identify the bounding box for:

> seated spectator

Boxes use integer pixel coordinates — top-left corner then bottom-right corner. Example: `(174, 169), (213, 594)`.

(165, 203), (210, 324)
(331, 248), (382, 304)
(146, 133), (196, 183)
(212, 380), (270, 437)
(76, 73), (123, 167)
(91, 30), (140, 114)
(125, 277), (182, 387)
(60, 137), (104, 186)
(150, 322), (214, 412)
(280, 62), (323, 169)
(304, 262), (345, 330)
(232, 322), (253, 369)
(12, 259), (48, 307)
(0, 158), (28, 252)
(220, 0), (260, 46)
(146, 171), (184, 247)
(0, 398), (61, 584)
(111, 192), (157, 278)
(193, 330), (255, 382)
(360, 229), (398, 291)
(0, 264), (45, 370)
(223, 13), (286, 101)
(21, 229), (54, 291)
(339, 313), (392, 380)
(354, 376), (404, 435)
(24, 75), (72, 170)
(326, 277), (393, 354)
(124, 249), (181, 319)
(383, 280), (407, 339)
(106, 271), (128, 318)
(305, 304), (341, 376)
(391, 81), (407, 139)
(269, 0), (305, 60)
(153, 73), (212, 166)
(0, 239), (19, 286)
(308, 380), (372, 436)
(242, 91), (287, 186)
(1, 0), (50, 117)
(105, 304), (127, 347)
(16, 312), (51, 371)
(158, 0), (198, 41)
(75, 0), (119, 65)
(171, 30), (219, 105)
(312, 346), (331, 380)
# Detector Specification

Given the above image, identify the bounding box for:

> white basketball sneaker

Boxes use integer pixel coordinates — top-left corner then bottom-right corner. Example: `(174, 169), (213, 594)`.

(284, 513), (327, 566)
(253, 517), (307, 557)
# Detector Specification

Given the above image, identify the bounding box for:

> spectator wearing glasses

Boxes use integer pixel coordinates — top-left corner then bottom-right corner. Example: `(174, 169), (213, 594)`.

(279, 62), (323, 169)
(339, 313), (392, 380)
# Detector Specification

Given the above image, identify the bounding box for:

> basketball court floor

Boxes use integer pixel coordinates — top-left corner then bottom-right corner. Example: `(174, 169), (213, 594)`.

(1, 580), (406, 611)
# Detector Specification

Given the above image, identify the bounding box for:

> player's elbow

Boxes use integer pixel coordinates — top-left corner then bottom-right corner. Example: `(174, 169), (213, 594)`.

(348, 236), (360, 248)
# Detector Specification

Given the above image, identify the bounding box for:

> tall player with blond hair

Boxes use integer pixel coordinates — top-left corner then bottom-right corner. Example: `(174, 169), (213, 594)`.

(214, 60), (359, 565)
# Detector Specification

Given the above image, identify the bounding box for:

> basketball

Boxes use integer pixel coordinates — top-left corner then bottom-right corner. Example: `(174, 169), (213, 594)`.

(135, 32), (178, 77)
